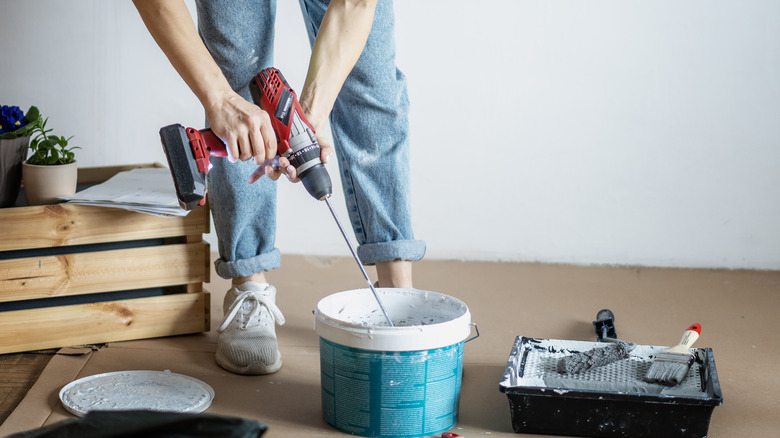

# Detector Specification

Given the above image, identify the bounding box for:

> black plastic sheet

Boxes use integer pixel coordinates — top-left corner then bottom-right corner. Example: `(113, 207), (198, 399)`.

(7, 410), (267, 438)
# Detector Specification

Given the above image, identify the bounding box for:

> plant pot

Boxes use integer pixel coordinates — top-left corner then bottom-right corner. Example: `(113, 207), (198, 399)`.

(22, 160), (78, 206)
(0, 136), (31, 207)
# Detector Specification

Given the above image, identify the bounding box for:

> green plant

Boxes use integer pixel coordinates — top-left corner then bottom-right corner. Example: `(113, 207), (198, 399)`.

(27, 117), (79, 165)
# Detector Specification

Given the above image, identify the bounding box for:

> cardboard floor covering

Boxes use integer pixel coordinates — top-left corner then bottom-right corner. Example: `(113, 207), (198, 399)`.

(2, 254), (778, 437)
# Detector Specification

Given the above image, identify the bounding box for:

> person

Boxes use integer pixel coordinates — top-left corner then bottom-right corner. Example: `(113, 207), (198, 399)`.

(133, 0), (425, 375)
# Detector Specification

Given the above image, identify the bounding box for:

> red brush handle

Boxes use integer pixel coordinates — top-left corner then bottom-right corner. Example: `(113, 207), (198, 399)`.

(666, 323), (701, 354)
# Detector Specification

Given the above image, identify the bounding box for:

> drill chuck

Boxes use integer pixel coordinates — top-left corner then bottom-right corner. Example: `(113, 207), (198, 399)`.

(301, 165), (332, 201)
(286, 117), (332, 200)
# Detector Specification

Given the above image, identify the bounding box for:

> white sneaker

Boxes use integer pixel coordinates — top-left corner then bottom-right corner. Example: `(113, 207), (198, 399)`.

(216, 281), (285, 375)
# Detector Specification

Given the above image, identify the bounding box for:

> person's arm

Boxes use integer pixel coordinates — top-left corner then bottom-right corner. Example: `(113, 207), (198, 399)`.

(300, 0), (378, 146)
(133, 0), (276, 165)
(249, 0), (378, 184)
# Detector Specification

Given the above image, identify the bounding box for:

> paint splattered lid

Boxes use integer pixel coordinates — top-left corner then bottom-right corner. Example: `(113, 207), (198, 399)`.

(59, 370), (214, 417)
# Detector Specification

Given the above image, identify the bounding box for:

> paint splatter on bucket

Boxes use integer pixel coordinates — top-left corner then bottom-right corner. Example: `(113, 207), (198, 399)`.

(314, 288), (474, 438)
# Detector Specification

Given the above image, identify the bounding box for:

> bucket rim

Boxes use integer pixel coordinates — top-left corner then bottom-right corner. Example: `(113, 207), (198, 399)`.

(314, 288), (469, 330)
(314, 288), (472, 352)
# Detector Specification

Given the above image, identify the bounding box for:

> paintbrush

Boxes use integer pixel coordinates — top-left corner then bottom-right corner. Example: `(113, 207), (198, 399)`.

(644, 323), (701, 386)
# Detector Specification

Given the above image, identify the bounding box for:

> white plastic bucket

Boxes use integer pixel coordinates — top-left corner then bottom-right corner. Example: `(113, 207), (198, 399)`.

(314, 288), (474, 438)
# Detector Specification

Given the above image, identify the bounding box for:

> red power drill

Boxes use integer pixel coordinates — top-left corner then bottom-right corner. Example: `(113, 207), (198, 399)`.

(160, 67), (394, 325)
(159, 67), (332, 209)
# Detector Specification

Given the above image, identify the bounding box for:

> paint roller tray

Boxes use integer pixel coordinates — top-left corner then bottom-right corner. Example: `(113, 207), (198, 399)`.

(499, 337), (722, 438)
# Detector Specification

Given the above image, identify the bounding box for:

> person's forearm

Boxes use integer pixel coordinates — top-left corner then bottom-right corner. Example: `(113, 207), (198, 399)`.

(133, 0), (232, 112)
(134, 0), (276, 164)
(300, 0), (378, 128)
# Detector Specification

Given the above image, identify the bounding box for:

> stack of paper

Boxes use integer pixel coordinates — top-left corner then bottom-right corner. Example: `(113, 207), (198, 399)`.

(60, 167), (189, 217)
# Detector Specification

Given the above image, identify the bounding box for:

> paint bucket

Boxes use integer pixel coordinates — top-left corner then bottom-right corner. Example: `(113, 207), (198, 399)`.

(314, 288), (476, 438)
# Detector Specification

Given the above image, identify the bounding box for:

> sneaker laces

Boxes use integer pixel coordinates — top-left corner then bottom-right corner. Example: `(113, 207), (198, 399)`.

(217, 290), (286, 333)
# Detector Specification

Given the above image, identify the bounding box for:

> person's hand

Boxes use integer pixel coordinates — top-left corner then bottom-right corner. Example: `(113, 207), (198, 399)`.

(314, 129), (336, 171)
(247, 113), (335, 185)
(205, 91), (277, 165)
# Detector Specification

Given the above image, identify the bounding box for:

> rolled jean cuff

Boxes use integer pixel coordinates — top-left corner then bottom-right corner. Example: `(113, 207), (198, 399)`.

(357, 239), (426, 266)
(214, 248), (281, 279)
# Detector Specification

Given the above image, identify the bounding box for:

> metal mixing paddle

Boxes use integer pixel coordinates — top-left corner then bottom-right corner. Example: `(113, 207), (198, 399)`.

(324, 197), (394, 327)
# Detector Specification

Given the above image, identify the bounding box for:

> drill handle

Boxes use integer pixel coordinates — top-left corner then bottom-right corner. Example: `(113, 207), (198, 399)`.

(188, 128), (228, 157)
(184, 127), (228, 174)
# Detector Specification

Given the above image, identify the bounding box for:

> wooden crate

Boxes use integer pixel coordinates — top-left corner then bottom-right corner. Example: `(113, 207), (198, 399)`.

(0, 163), (210, 354)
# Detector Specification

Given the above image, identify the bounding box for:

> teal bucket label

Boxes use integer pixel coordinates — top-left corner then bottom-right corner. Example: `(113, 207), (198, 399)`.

(319, 338), (464, 438)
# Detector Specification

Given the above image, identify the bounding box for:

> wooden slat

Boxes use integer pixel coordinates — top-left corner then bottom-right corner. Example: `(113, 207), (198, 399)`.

(1, 162), (211, 252)
(0, 242), (209, 302)
(0, 292), (210, 354)
(0, 204), (207, 252)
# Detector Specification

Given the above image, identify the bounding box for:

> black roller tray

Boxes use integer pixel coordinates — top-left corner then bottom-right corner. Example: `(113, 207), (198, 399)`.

(499, 337), (723, 438)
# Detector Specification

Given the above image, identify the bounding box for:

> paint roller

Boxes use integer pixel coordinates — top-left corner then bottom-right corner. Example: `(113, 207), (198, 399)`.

(557, 309), (635, 374)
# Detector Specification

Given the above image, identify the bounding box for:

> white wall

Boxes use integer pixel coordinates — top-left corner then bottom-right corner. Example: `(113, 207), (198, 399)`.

(2, 1), (778, 270)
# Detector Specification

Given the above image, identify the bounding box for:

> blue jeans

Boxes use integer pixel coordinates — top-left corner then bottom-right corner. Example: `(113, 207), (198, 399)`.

(196, 0), (426, 279)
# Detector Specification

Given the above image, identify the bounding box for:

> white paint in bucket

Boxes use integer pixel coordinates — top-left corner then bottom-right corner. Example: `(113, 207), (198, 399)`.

(314, 288), (473, 438)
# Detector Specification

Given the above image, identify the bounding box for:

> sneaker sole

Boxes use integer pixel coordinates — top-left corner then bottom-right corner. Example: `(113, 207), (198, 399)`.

(215, 350), (283, 375)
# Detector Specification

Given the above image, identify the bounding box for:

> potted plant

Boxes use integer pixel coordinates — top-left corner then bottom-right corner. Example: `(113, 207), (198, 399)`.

(21, 116), (80, 205)
(0, 105), (41, 207)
